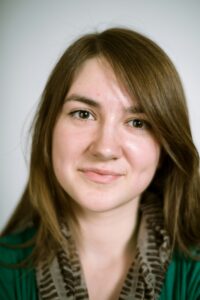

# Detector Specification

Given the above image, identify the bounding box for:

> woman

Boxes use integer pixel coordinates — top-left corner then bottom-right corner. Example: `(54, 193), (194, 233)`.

(0, 27), (200, 300)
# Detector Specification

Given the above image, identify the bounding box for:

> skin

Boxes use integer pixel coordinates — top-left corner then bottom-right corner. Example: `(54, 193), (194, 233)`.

(52, 57), (161, 299)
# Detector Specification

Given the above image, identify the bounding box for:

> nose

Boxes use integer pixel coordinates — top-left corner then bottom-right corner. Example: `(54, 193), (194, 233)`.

(88, 124), (122, 160)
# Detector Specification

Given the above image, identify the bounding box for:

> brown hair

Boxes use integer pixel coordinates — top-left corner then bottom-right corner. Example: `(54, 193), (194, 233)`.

(1, 27), (200, 265)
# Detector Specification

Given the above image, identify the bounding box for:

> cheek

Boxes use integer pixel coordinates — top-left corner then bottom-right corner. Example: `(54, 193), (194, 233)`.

(52, 126), (67, 161)
(52, 122), (90, 168)
(125, 137), (160, 170)
(52, 123), (72, 175)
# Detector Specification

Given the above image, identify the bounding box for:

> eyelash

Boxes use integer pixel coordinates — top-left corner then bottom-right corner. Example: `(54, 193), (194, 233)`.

(69, 109), (150, 130)
(127, 118), (151, 130)
(69, 110), (95, 120)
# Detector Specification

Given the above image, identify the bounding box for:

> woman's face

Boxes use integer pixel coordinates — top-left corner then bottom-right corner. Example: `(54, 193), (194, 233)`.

(52, 58), (160, 213)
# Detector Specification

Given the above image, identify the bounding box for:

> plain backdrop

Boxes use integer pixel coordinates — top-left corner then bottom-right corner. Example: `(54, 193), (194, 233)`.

(1, 0), (200, 230)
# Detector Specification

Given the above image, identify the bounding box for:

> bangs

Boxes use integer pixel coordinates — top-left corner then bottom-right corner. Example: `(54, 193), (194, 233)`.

(96, 29), (189, 143)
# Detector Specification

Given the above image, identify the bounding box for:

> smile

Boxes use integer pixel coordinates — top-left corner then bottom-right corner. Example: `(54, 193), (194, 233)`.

(79, 168), (123, 184)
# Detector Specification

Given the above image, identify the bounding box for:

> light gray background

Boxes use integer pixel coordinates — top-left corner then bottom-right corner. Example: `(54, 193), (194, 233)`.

(1, 0), (200, 230)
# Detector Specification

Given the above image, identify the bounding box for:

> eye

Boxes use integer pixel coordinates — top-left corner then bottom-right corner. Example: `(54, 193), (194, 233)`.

(69, 110), (95, 120)
(127, 118), (149, 129)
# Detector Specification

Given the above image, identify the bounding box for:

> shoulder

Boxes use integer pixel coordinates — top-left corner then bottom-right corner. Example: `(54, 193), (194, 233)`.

(0, 226), (36, 265)
(0, 227), (38, 300)
(159, 249), (200, 300)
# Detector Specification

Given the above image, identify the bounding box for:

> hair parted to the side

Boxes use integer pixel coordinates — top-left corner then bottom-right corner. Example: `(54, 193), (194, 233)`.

(1, 27), (200, 265)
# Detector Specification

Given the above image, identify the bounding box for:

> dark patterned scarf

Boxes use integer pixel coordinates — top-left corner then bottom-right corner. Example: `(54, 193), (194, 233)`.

(36, 194), (172, 299)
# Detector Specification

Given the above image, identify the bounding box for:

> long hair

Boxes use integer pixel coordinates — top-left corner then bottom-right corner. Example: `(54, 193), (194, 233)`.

(1, 27), (200, 265)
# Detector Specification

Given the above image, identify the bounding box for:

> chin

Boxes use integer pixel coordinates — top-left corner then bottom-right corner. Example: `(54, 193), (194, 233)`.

(70, 194), (131, 214)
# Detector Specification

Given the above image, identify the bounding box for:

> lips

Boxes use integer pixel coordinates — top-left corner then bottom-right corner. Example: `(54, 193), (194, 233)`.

(79, 168), (123, 184)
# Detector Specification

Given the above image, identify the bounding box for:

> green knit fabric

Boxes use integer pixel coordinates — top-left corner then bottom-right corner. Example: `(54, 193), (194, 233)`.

(0, 227), (37, 300)
(159, 250), (200, 299)
(0, 228), (199, 300)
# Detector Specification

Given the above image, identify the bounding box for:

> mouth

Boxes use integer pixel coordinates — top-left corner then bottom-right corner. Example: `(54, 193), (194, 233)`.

(79, 168), (123, 184)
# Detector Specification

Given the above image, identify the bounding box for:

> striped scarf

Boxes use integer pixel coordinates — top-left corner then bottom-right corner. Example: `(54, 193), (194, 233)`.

(36, 194), (171, 299)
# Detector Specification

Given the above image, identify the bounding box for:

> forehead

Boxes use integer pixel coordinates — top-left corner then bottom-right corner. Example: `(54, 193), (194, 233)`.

(67, 57), (139, 110)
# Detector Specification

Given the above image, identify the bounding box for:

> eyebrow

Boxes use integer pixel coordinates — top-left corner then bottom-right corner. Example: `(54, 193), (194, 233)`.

(65, 94), (144, 114)
(65, 94), (100, 108)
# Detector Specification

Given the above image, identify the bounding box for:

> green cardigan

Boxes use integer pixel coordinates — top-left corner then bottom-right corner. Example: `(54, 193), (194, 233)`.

(0, 228), (199, 300)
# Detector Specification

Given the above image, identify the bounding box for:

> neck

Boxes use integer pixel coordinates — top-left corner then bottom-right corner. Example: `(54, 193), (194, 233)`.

(71, 199), (141, 263)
